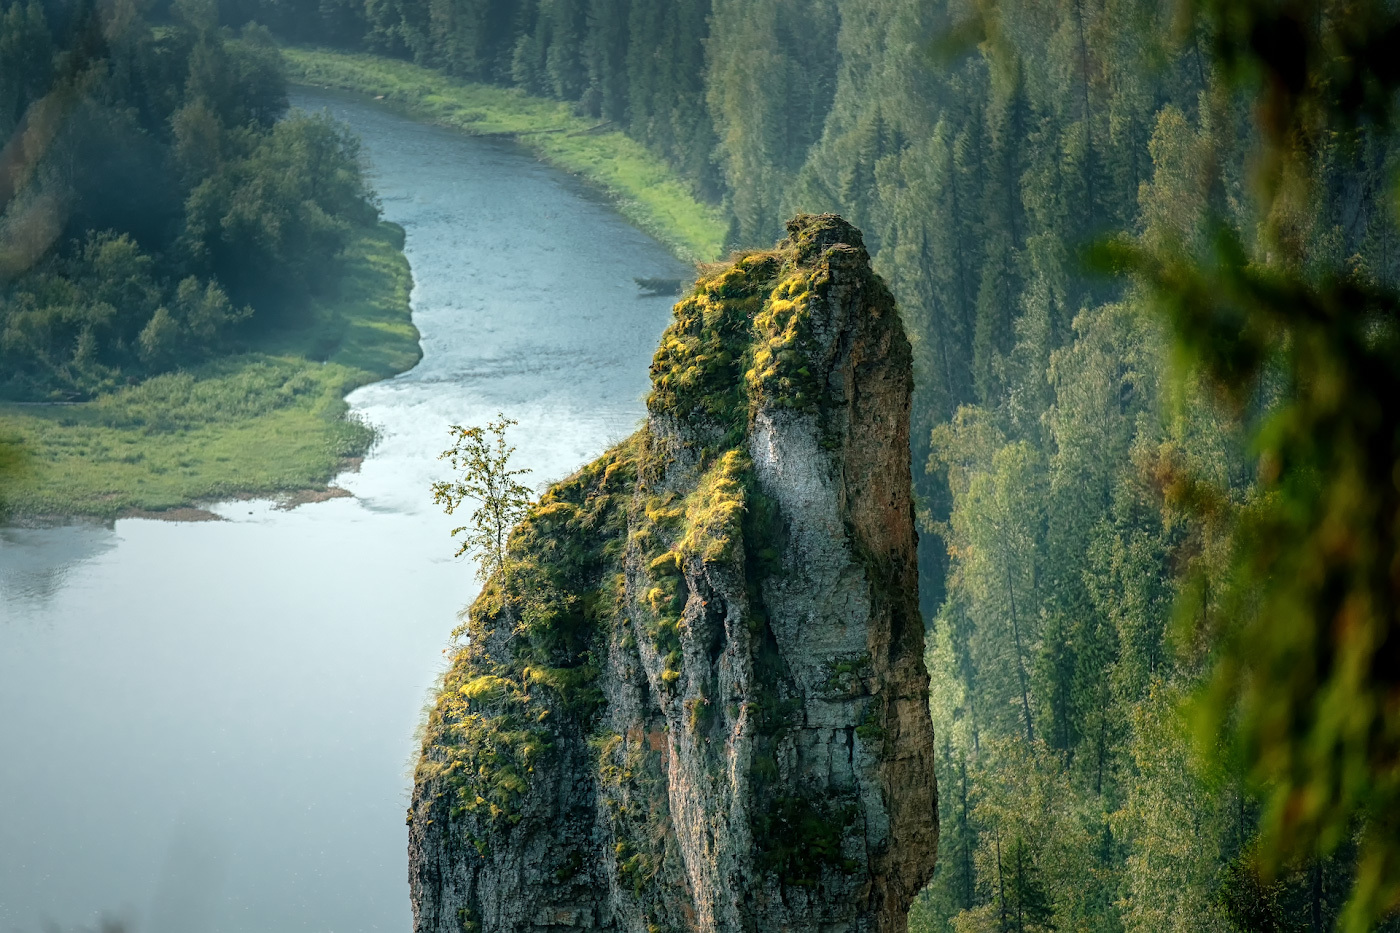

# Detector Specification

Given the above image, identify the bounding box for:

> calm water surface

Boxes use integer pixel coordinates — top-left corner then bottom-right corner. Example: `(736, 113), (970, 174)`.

(0, 88), (684, 933)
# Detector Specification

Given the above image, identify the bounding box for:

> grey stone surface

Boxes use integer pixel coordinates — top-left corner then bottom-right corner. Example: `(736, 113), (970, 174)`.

(409, 216), (938, 933)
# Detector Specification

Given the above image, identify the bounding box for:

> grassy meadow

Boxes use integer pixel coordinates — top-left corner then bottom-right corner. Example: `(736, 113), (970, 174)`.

(283, 47), (727, 264)
(0, 222), (420, 520)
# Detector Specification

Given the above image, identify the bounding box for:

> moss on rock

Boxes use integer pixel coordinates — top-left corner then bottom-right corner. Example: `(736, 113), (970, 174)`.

(409, 215), (937, 933)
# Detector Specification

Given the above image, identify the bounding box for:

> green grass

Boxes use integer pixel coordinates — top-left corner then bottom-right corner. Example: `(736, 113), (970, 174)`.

(0, 222), (420, 519)
(282, 46), (727, 264)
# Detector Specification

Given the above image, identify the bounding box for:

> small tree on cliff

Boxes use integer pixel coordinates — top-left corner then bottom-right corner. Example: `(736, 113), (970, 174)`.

(431, 415), (534, 584)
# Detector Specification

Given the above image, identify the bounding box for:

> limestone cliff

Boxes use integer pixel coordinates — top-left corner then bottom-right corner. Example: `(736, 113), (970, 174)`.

(408, 215), (938, 933)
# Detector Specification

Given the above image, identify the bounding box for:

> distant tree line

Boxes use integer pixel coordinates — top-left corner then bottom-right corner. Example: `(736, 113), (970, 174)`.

(0, 0), (379, 400)
(208, 0), (1400, 930)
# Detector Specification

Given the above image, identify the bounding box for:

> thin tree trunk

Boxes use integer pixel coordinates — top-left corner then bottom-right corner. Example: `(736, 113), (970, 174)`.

(1094, 709), (1108, 796)
(1073, 0), (1096, 228)
(1007, 565), (1035, 743)
(1014, 842), (1026, 933)
(1310, 856), (1324, 931)
(961, 756), (974, 909)
(996, 830), (1009, 933)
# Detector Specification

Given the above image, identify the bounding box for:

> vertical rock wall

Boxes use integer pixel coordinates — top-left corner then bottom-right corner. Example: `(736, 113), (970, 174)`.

(408, 215), (938, 933)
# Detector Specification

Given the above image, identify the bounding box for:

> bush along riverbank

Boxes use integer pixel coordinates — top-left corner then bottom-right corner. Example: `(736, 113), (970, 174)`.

(0, 222), (420, 521)
(281, 47), (727, 264)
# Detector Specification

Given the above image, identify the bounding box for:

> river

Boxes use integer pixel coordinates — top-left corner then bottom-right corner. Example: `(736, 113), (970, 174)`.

(0, 88), (685, 933)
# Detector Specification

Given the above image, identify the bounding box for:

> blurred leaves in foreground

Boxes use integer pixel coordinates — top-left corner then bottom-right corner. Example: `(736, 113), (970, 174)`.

(1100, 1), (1400, 927)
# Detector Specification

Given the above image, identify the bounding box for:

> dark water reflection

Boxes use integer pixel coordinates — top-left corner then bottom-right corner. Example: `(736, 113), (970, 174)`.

(0, 88), (684, 933)
(0, 525), (115, 609)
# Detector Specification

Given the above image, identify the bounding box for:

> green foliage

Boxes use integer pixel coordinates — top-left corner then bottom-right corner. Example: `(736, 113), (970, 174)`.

(854, 701), (886, 745)
(675, 448), (747, 564)
(705, 0), (839, 247)
(1064, 4), (1400, 927)
(432, 415), (536, 581)
(260, 0), (1400, 925)
(0, 10), (378, 400)
(180, 111), (379, 312)
(0, 1), (51, 142)
(935, 429), (1046, 745)
(822, 652), (872, 699)
(646, 214), (879, 433)
(0, 431), (26, 517)
(890, 0), (1400, 927)
(0, 223), (418, 517)
(595, 719), (676, 903)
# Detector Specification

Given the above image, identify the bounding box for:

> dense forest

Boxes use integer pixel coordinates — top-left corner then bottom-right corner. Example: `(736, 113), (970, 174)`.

(194, 0), (1400, 930)
(0, 0), (379, 400)
(9, 0), (1397, 929)
(248, 1), (1400, 930)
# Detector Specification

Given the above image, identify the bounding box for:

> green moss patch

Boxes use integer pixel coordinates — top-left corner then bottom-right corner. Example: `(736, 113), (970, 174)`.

(646, 252), (777, 437)
(754, 794), (860, 887)
(417, 440), (638, 834)
(747, 266), (827, 411)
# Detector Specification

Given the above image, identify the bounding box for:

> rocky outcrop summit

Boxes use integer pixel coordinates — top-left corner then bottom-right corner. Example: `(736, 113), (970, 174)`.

(408, 215), (938, 933)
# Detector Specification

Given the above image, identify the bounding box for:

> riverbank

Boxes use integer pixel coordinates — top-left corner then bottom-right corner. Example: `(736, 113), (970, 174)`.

(281, 47), (727, 265)
(0, 222), (420, 521)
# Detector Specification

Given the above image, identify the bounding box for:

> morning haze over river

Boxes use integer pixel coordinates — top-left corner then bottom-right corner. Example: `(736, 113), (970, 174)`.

(0, 88), (684, 933)
(6, 2), (1399, 930)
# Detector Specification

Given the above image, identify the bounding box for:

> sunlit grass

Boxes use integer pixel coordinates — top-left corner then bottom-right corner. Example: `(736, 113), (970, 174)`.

(282, 46), (727, 264)
(0, 222), (420, 519)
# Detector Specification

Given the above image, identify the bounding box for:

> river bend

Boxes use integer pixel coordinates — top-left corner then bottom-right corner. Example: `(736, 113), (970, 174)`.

(0, 87), (684, 933)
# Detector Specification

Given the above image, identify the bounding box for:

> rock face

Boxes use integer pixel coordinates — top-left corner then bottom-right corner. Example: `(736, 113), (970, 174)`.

(408, 215), (938, 933)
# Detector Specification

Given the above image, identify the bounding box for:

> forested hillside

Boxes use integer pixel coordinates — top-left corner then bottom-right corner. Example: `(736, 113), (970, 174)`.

(0, 0), (379, 400)
(218, 0), (1400, 929)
